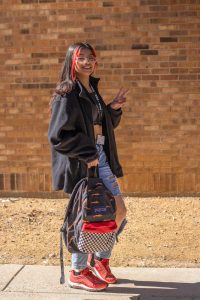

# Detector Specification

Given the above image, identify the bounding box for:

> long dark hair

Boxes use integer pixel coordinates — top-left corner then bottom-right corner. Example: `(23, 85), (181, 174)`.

(49, 42), (96, 111)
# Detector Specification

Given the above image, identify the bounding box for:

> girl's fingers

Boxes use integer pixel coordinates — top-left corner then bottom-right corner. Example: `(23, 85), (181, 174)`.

(114, 98), (126, 104)
(119, 97), (126, 102)
(88, 159), (99, 168)
(115, 87), (124, 98)
(112, 101), (126, 109)
(117, 88), (129, 98)
(121, 89), (129, 97)
(111, 90), (128, 110)
(114, 89), (129, 103)
(113, 96), (126, 103)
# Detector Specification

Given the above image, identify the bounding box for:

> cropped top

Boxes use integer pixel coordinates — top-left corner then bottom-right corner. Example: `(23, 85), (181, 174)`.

(89, 91), (103, 125)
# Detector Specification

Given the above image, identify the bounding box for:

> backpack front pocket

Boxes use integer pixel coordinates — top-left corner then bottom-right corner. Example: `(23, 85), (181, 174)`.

(77, 221), (117, 253)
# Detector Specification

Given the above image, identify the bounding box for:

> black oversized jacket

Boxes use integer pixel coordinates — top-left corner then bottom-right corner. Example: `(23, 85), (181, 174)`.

(48, 76), (123, 194)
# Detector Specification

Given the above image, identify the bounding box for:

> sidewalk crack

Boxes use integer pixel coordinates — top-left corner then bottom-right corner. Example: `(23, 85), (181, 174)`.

(2, 265), (25, 291)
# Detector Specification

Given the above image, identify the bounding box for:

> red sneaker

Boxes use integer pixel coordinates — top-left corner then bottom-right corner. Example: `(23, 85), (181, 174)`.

(88, 255), (117, 284)
(68, 267), (108, 292)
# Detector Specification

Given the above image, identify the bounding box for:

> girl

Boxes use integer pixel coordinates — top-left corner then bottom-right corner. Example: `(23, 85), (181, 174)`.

(48, 42), (128, 292)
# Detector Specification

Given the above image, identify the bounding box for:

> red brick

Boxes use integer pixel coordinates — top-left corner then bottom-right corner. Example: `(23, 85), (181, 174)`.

(0, 1), (200, 195)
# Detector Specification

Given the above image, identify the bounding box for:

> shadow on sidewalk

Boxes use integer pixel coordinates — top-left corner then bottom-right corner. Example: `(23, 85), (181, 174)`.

(106, 278), (200, 298)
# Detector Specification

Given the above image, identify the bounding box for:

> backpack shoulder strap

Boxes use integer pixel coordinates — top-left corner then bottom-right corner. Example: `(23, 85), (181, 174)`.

(59, 177), (87, 284)
(60, 230), (65, 284)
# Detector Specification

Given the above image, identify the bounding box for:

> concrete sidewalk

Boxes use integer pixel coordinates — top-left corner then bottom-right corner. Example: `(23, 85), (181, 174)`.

(0, 265), (200, 300)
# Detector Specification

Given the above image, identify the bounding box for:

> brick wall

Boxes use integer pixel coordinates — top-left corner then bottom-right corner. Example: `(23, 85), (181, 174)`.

(0, 0), (200, 196)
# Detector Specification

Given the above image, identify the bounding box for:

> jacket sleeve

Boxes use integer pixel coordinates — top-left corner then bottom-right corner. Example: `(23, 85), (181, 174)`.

(106, 103), (122, 129)
(48, 95), (98, 163)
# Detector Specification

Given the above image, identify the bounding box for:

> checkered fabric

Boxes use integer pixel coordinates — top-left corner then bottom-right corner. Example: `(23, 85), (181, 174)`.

(78, 231), (116, 253)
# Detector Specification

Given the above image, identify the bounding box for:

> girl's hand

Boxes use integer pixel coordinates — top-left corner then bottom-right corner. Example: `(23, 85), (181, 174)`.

(110, 88), (129, 110)
(87, 158), (99, 168)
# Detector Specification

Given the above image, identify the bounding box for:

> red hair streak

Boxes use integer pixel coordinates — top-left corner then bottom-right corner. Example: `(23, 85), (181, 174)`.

(91, 48), (96, 58)
(71, 47), (81, 81)
(91, 48), (97, 68)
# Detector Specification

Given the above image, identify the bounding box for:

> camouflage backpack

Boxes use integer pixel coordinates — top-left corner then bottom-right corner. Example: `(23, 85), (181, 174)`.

(59, 167), (117, 284)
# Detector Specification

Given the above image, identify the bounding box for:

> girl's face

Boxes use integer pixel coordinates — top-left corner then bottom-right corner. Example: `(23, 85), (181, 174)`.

(74, 48), (96, 78)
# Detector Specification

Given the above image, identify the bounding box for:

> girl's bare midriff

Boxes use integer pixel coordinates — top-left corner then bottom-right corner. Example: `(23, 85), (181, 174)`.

(94, 124), (102, 138)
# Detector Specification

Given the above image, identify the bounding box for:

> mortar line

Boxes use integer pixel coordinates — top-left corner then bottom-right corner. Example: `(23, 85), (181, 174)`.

(2, 265), (25, 291)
